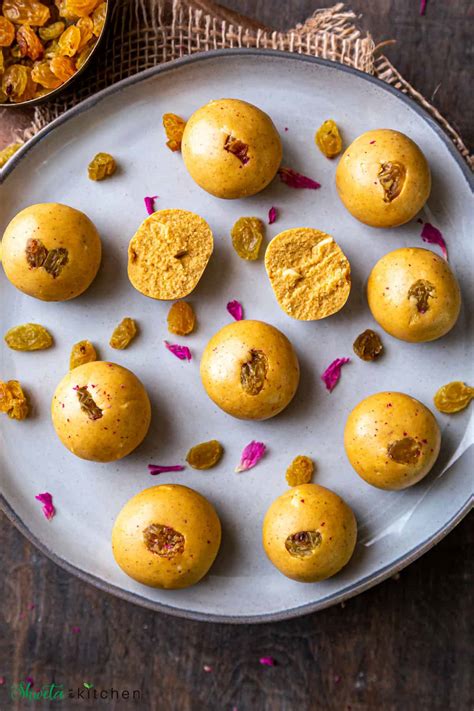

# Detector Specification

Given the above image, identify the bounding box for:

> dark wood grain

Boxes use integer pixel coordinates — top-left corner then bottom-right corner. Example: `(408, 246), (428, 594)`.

(0, 2), (472, 710)
(1, 512), (472, 710)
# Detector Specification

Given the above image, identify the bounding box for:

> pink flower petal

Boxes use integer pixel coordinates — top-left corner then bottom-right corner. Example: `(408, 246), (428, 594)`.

(227, 300), (243, 321)
(164, 341), (192, 361)
(25, 677), (34, 687)
(148, 464), (185, 475)
(235, 441), (266, 472)
(420, 0), (427, 15)
(268, 206), (278, 224)
(259, 656), (276, 667)
(144, 195), (158, 215)
(35, 492), (55, 521)
(203, 665), (213, 673)
(420, 222), (448, 260)
(321, 358), (350, 392)
(0, 677), (6, 686)
(71, 626), (81, 634)
(278, 167), (321, 190)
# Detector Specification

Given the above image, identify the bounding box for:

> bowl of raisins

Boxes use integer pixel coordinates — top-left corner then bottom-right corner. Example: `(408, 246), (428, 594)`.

(0, 0), (109, 106)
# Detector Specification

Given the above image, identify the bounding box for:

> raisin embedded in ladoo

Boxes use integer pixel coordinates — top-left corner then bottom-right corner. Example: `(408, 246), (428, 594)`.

(182, 98), (282, 199)
(200, 319), (300, 420)
(1, 203), (102, 301)
(112, 485), (221, 589)
(335, 129), (431, 227)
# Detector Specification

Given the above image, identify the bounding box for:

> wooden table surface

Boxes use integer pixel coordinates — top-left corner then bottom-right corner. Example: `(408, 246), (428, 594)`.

(0, 2), (472, 710)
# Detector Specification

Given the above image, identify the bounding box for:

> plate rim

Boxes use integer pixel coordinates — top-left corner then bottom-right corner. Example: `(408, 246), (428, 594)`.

(1, 48), (472, 624)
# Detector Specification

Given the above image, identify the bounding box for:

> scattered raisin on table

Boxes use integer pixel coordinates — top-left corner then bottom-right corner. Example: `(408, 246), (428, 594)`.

(4, 323), (53, 351)
(109, 317), (137, 349)
(167, 301), (195, 336)
(434, 381), (474, 414)
(70, 340), (97, 369)
(88, 151), (116, 180)
(186, 440), (223, 470)
(353, 329), (383, 361)
(231, 217), (265, 261)
(315, 119), (342, 158)
(286, 455), (314, 486)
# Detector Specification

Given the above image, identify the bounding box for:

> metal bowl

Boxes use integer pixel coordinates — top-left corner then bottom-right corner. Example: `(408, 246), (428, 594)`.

(0, 0), (110, 108)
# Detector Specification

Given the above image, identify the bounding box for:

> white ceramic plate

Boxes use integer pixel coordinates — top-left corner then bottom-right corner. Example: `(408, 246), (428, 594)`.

(1, 51), (472, 623)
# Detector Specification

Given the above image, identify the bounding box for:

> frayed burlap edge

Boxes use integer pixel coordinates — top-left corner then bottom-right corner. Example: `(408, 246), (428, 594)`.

(11, 0), (473, 168)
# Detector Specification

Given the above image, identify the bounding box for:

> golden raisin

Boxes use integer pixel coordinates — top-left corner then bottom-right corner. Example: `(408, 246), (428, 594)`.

(4, 323), (53, 351)
(91, 1), (106, 35)
(408, 279), (436, 314)
(434, 381), (474, 414)
(76, 15), (93, 49)
(3, 0), (50, 26)
(12, 66), (36, 102)
(16, 24), (44, 60)
(162, 113), (186, 152)
(69, 340), (97, 369)
(109, 317), (137, 349)
(76, 385), (102, 420)
(231, 217), (265, 261)
(58, 24), (80, 56)
(378, 161), (406, 202)
(75, 40), (93, 68)
(88, 151), (116, 180)
(0, 142), (22, 168)
(315, 119), (342, 159)
(31, 60), (62, 89)
(39, 21), (65, 42)
(285, 455), (314, 486)
(2, 63), (28, 99)
(66, 0), (101, 17)
(353, 329), (383, 361)
(25, 237), (48, 267)
(143, 523), (185, 558)
(167, 301), (195, 336)
(224, 134), (249, 164)
(241, 350), (268, 395)
(43, 247), (68, 277)
(0, 379), (29, 420)
(387, 437), (420, 464)
(285, 531), (322, 558)
(186, 440), (223, 470)
(50, 54), (75, 81)
(0, 16), (15, 46)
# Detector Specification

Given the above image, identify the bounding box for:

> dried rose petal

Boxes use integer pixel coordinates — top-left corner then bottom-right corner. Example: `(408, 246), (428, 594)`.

(420, 222), (448, 260)
(164, 341), (192, 361)
(259, 657), (276, 667)
(268, 206), (277, 224)
(71, 626), (81, 634)
(35, 492), (55, 521)
(0, 676), (5, 686)
(227, 300), (243, 321)
(144, 195), (158, 215)
(148, 463), (185, 475)
(235, 441), (266, 472)
(278, 167), (321, 190)
(25, 677), (34, 686)
(321, 358), (350, 392)
(420, 0), (427, 15)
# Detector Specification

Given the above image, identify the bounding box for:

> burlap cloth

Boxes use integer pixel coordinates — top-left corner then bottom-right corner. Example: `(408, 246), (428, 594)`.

(19, 0), (472, 167)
